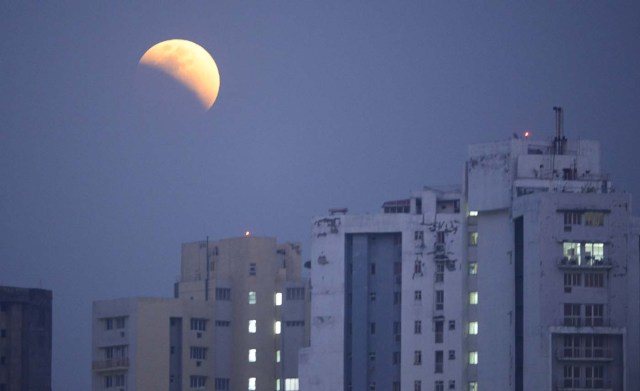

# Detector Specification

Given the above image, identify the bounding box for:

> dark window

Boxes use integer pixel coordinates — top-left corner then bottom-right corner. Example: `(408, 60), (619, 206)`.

(215, 288), (231, 300)
(249, 263), (256, 276)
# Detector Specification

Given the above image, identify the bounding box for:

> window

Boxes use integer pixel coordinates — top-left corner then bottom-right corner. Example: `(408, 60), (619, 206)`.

(563, 365), (580, 388)
(215, 378), (230, 390)
(415, 231), (424, 240)
(370, 292), (376, 302)
(276, 350), (281, 362)
(449, 350), (456, 360)
(215, 288), (231, 301)
(393, 321), (401, 336)
(469, 292), (478, 305)
(468, 351), (478, 365)
(414, 350), (422, 365)
(190, 346), (207, 360)
(248, 377), (256, 390)
(436, 231), (445, 244)
(469, 382), (478, 391)
(369, 352), (376, 361)
(585, 365), (605, 388)
(394, 261), (402, 275)
(468, 321), (478, 335)
(435, 350), (443, 372)
(584, 273), (604, 288)
(435, 320), (444, 343)
(276, 379), (281, 391)
(284, 378), (299, 391)
(248, 349), (257, 362)
(249, 263), (256, 276)
(285, 320), (305, 327)
(563, 335), (580, 358)
(564, 273), (581, 292)
(248, 291), (257, 304)
(274, 321), (281, 334)
(103, 316), (127, 331)
(414, 380), (422, 391)
(104, 345), (127, 360)
(435, 262), (445, 282)
(414, 259), (423, 275)
(191, 318), (207, 331)
(585, 304), (604, 326)
(286, 287), (305, 300)
(114, 374), (125, 387)
(215, 320), (230, 327)
(564, 304), (581, 326)
(370, 322), (376, 335)
(563, 242), (605, 266)
(469, 232), (478, 246)
(435, 381), (444, 391)
(370, 263), (376, 275)
(584, 242), (604, 264)
(435, 290), (444, 310)
(393, 381), (401, 391)
(414, 290), (422, 301)
(469, 210), (478, 217)
(468, 262), (477, 275)
(393, 351), (400, 364)
(248, 320), (257, 333)
(394, 291), (401, 305)
(448, 320), (455, 330)
(585, 335), (607, 358)
(190, 375), (207, 389)
(584, 212), (605, 226)
(449, 380), (456, 389)
(414, 320), (422, 334)
(564, 211), (582, 225)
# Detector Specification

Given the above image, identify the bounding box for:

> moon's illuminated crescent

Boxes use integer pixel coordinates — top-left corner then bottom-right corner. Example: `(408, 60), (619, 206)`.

(139, 39), (220, 110)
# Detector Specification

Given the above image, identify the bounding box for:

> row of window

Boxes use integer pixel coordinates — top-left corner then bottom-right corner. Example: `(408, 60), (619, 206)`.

(563, 211), (605, 227)
(414, 380), (478, 391)
(214, 289), (303, 303)
(563, 303), (605, 326)
(564, 272), (605, 290)
(411, 350), (478, 370)
(562, 365), (607, 389)
(102, 316), (126, 331)
(103, 374), (125, 388)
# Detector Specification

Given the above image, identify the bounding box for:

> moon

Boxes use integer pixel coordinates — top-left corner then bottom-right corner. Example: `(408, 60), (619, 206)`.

(139, 39), (220, 110)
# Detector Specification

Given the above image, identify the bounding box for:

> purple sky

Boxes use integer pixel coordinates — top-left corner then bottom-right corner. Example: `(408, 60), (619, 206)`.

(1, 2), (639, 389)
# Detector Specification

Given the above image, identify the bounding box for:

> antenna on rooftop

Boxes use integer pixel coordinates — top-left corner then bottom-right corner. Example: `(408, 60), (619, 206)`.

(553, 106), (567, 154)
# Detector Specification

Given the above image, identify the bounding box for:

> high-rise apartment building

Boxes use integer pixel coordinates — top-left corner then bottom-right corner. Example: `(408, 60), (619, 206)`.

(92, 235), (309, 391)
(300, 188), (466, 391)
(0, 286), (52, 391)
(466, 129), (639, 390)
(301, 115), (639, 391)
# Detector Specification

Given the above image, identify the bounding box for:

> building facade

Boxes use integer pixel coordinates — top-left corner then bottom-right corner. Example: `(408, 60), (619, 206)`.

(92, 236), (309, 391)
(466, 136), (640, 391)
(301, 131), (639, 390)
(300, 187), (466, 391)
(0, 286), (52, 391)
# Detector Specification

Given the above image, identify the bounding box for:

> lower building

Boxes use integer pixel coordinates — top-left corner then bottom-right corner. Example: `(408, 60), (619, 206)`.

(0, 286), (52, 391)
(92, 235), (309, 391)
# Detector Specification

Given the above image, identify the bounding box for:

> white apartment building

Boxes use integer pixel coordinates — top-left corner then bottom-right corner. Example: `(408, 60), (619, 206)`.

(92, 235), (309, 391)
(299, 188), (466, 391)
(466, 129), (640, 390)
(301, 111), (639, 391)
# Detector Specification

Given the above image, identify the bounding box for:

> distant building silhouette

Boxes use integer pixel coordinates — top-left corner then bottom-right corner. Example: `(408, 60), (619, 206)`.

(301, 128), (639, 390)
(0, 286), (52, 391)
(92, 236), (309, 391)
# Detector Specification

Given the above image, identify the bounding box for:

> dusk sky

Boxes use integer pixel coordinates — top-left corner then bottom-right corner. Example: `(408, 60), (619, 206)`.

(1, 2), (639, 389)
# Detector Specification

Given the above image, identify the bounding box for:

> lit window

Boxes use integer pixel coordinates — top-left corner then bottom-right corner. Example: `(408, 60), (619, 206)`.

(469, 382), (478, 391)
(275, 292), (283, 306)
(248, 320), (257, 333)
(469, 232), (478, 246)
(469, 351), (478, 365)
(274, 321), (281, 335)
(469, 292), (478, 305)
(276, 379), (281, 391)
(249, 291), (257, 304)
(248, 349), (256, 362)
(248, 377), (256, 390)
(285, 378), (299, 391)
(468, 321), (478, 335)
(276, 350), (281, 362)
(469, 262), (477, 275)
(469, 211), (478, 216)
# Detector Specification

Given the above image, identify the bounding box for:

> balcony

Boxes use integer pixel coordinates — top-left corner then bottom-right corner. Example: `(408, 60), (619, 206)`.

(558, 257), (612, 270)
(556, 348), (613, 362)
(556, 380), (612, 391)
(92, 358), (129, 372)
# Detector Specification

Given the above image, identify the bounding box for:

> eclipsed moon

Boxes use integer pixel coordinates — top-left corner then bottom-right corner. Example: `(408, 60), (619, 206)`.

(139, 39), (220, 110)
